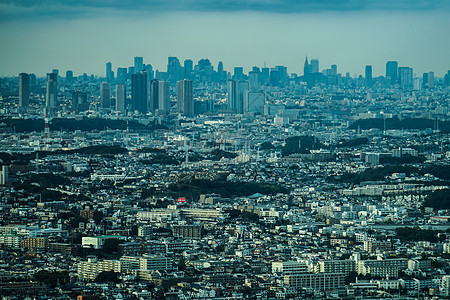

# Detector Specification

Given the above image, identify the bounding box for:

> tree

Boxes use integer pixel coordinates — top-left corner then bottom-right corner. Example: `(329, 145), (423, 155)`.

(95, 271), (120, 283)
(177, 257), (186, 271)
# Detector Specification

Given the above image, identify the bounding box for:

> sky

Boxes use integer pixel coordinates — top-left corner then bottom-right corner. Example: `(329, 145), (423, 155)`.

(0, 0), (449, 77)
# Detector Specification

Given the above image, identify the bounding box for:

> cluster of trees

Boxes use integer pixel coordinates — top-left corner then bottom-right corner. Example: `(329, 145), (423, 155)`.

(334, 137), (369, 148)
(395, 227), (441, 242)
(207, 149), (238, 161)
(350, 117), (450, 133)
(330, 165), (418, 184)
(423, 189), (450, 210)
(281, 135), (324, 156)
(168, 176), (289, 200)
(0, 117), (155, 133)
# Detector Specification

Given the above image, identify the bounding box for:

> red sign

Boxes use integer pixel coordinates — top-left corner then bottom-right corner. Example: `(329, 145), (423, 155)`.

(177, 197), (186, 203)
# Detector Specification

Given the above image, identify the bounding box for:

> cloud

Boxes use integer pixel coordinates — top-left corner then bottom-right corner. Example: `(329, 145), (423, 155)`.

(0, 0), (449, 20)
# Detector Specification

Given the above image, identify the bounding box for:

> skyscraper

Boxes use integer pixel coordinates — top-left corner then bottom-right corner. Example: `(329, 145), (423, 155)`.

(131, 71), (149, 113)
(158, 81), (170, 115)
(310, 59), (319, 73)
(117, 68), (127, 84)
(18, 73), (30, 108)
(46, 73), (57, 108)
(134, 57), (144, 74)
(398, 67), (413, 90)
(244, 91), (265, 114)
(365, 65), (373, 86)
(177, 79), (193, 117)
(106, 62), (113, 82)
(331, 64), (338, 76)
(184, 59), (193, 79)
(100, 82), (111, 109)
(149, 79), (159, 113)
(66, 70), (74, 83)
(303, 56), (311, 76)
(72, 91), (88, 111)
(116, 84), (126, 112)
(168, 57), (182, 82)
(227, 80), (249, 114)
(386, 61), (398, 85)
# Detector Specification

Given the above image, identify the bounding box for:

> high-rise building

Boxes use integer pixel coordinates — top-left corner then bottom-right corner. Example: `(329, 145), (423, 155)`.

(0, 165), (8, 185)
(168, 57), (182, 82)
(244, 91), (265, 114)
(386, 61), (398, 85)
(184, 59), (193, 79)
(422, 72), (429, 89)
(249, 71), (260, 90)
(46, 73), (57, 108)
(310, 59), (319, 73)
(100, 82), (111, 109)
(116, 84), (126, 112)
(66, 70), (74, 83)
(117, 68), (127, 84)
(177, 79), (193, 117)
(134, 57), (144, 74)
(18, 73), (30, 108)
(145, 64), (154, 81)
(427, 71), (435, 88)
(149, 79), (159, 113)
(217, 61), (225, 81)
(131, 71), (149, 114)
(233, 67), (244, 80)
(227, 80), (249, 114)
(72, 91), (88, 111)
(158, 81), (170, 115)
(106, 62), (113, 82)
(365, 65), (373, 86)
(331, 64), (337, 76)
(303, 56), (311, 76)
(398, 67), (413, 90)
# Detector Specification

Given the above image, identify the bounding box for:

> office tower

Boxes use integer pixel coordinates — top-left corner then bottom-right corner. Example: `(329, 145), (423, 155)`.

(386, 61), (398, 85)
(100, 82), (111, 109)
(227, 80), (249, 114)
(18, 73), (30, 108)
(270, 69), (280, 85)
(275, 66), (288, 82)
(168, 57), (182, 82)
(134, 57), (144, 73)
(184, 59), (193, 79)
(217, 61), (224, 81)
(444, 70), (450, 87)
(52, 69), (59, 77)
(398, 67), (413, 90)
(46, 73), (57, 108)
(428, 72), (435, 88)
(249, 71), (260, 90)
(106, 62), (114, 82)
(131, 71), (149, 113)
(116, 84), (126, 112)
(261, 67), (270, 84)
(310, 59), (319, 73)
(149, 79), (159, 113)
(234, 67), (244, 80)
(244, 91), (265, 114)
(158, 81), (170, 114)
(365, 65), (373, 86)
(145, 64), (154, 81)
(331, 64), (337, 76)
(72, 91), (88, 111)
(128, 66), (135, 77)
(29, 73), (36, 92)
(303, 56), (311, 76)
(117, 67), (127, 84)
(66, 70), (74, 83)
(177, 79), (193, 116)
(422, 73), (429, 89)
(0, 165), (8, 185)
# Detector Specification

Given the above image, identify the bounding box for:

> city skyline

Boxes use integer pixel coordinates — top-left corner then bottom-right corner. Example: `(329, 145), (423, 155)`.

(0, 1), (449, 77)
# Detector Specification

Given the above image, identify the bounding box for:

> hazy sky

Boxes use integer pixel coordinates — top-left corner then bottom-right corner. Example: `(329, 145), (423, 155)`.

(0, 0), (449, 77)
